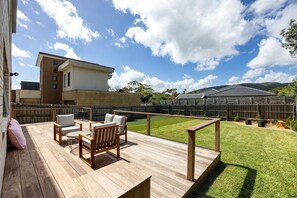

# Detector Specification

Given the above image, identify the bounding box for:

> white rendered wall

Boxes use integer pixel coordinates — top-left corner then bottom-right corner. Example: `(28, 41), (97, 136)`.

(70, 67), (109, 91)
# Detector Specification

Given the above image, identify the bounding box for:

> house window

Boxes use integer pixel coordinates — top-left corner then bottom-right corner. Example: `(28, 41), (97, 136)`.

(63, 74), (66, 88)
(53, 60), (59, 66)
(52, 76), (57, 81)
(67, 72), (70, 87)
(52, 83), (57, 89)
(53, 68), (58, 73)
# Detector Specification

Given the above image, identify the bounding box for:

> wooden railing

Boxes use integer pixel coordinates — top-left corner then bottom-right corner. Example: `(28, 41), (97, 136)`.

(113, 110), (221, 181)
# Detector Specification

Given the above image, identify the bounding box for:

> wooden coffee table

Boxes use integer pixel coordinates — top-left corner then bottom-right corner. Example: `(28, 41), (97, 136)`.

(66, 130), (91, 152)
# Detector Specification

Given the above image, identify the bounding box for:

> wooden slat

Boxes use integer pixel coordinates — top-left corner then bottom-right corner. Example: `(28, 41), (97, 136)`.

(2, 150), (22, 198)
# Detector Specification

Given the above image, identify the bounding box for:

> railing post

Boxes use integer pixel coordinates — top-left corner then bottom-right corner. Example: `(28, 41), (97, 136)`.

(52, 109), (56, 122)
(90, 109), (93, 121)
(215, 121), (220, 152)
(187, 130), (195, 181)
(146, 114), (150, 136)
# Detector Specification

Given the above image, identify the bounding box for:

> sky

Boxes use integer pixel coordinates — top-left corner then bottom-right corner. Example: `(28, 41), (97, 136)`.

(12, 0), (297, 93)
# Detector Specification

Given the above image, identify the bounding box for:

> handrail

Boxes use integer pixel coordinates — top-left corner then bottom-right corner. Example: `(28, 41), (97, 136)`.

(113, 109), (221, 181)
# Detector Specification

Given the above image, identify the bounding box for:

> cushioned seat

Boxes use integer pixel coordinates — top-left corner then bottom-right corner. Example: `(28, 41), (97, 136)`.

(53, 114), (82, 145)
(61, 126), (81, 135)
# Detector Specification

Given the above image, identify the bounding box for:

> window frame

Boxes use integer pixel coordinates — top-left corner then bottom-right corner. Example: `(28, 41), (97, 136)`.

(67, 72), (70, 87)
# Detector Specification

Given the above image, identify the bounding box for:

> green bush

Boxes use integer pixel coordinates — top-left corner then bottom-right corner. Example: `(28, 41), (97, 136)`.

(256, 113), (261, 120)
(286, 116), (292, 128)
(290, 120), (297, 132)
(234, 113), (240, 122)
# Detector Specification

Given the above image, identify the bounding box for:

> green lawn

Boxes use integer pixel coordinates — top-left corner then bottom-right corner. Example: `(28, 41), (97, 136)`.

(127, 116), (297, 197)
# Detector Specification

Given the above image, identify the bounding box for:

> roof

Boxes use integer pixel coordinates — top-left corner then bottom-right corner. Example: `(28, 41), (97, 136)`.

(35, 52), (114, 72)
(58, 59), (114, 73)
(176, 94), (205, 99)
(207, 85), (276, 97)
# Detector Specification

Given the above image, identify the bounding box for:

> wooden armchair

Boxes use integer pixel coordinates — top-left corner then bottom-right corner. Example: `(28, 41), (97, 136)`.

(53, 114), (82, 145)
(89, 114), (128, 143)
(79, 125), (120, 168)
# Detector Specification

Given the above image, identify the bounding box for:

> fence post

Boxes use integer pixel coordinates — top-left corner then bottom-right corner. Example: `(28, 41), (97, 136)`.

(146, 114), (150, 136)
(226, 104), (229, 121)
(187, 130), (195, 181)
(52, 109), (56, 122)
(215, 121), (220, 152)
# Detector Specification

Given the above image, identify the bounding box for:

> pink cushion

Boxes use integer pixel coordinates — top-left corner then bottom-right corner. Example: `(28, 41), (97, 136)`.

(7, 119), (26, 149)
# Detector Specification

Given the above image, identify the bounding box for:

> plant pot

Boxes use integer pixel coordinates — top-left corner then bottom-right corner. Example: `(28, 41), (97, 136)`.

(245, 119), (252, 125)
(258, 120), (265, 127)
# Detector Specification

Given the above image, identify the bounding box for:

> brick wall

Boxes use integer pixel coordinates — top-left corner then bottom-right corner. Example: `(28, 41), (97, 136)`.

(0, 0), (15, 194)
(62, 90), (141, 106)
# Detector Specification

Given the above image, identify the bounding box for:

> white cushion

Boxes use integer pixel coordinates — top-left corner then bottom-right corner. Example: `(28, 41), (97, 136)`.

(113, 115), (126, 134)
(82, 137), (91, 148)
(90, 121), (116, 132)
(104, 113), (114, 123)
(57, 114), (75, 127)
(91, 121), (116, 136)
(61, 126), (80, 135)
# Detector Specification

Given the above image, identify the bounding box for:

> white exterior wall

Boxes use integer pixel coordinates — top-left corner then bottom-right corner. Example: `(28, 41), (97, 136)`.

(64, 67), (109, 91)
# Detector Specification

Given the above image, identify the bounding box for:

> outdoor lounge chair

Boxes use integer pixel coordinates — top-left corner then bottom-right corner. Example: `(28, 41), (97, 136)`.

(90, 113), (128, 143)
(53, 114), (82, 145)
(79, 124), (120, 168)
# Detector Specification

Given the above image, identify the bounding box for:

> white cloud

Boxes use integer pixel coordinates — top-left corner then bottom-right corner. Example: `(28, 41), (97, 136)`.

(228, 76), (241, 85)
(109, 66), (217, 92)
(17, 10), (31, 29)
(250, 0), (287, 16)
(50, 42), (81, 60)
(113, 0), (256, 70)
(107, 28), (115, 37)
(227, 69), (296, 85)
(12, 43), (31, 58)
(35, 0), (99, 42)
(115, 37), (128, 48)
(21, 0), (28, 4)
(242, 68), (266, 80)
(264, 3), (297, 39)
(247, 37), (297, 69)
(255, 70), (295, 83)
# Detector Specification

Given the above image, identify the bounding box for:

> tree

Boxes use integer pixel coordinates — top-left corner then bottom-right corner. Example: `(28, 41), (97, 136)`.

(280, 19), (297, 57)
(127, 81), (154, 103)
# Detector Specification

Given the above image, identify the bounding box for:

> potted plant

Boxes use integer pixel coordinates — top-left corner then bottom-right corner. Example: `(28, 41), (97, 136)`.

(234, 113), (240, 122)
(256, 113), (265, 127)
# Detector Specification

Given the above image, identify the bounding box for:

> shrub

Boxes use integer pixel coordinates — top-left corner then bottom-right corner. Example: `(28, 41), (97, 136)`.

(286, 116), (292, 128)
(255, 113), (261, 120)
(290, 120), (297, 132)
(234, 114), (240, 122)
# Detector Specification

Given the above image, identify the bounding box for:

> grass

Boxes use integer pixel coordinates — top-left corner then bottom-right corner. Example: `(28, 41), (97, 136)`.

(127, 116), (297, 197)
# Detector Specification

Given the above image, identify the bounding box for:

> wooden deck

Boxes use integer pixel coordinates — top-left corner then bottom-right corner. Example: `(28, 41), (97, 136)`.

(2, 122), (220, 198)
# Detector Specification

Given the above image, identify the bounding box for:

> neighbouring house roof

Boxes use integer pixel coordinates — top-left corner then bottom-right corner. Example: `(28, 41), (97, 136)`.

(176, 93), (205, 99)
(35, 52), (114, 73)
(176, 85), (276, 100)
(207, 85), (276, 97)
(20, 81), (39, 90)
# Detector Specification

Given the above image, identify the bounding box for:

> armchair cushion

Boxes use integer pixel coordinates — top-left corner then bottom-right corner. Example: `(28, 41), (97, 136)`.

(57, 114), (75, 127)
(61, 126), (81, 135)
(113, 115), (126, 134)
(90, 121), (116, 132)
(104, 113), (114, 123)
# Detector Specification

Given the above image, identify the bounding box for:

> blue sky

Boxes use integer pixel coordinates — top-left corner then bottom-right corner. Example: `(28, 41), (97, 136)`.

(12, 0), (297, 92)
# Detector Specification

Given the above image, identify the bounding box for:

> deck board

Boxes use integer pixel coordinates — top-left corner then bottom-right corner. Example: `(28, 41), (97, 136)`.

(2, 122), (220, 197)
